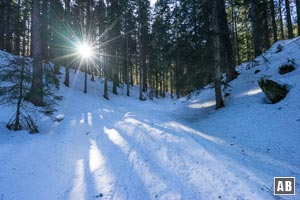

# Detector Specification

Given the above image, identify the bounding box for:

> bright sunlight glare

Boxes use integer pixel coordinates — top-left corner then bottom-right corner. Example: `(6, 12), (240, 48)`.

(77, 43), (93, 59)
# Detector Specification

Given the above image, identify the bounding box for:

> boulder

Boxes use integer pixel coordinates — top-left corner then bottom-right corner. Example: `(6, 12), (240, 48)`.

(279, 64), (295, 74)
(258, 78), (289, 103)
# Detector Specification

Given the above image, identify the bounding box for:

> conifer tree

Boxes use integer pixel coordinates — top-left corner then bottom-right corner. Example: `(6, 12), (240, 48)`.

(26, 0), (44, 106)
(211, 0), (224, 109)
(295, 0), (300, 36)
(285, 0), (294, 39)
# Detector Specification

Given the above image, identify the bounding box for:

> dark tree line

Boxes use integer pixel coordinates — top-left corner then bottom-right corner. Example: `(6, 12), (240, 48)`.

(1, 0), (300, 109)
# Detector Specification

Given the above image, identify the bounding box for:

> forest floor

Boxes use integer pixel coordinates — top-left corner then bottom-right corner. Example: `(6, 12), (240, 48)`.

(0, 38), (300, 200)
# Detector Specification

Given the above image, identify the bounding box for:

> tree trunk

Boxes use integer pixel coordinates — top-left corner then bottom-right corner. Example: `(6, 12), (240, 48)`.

(0, 2), (4, 50)
(212, 0), (224, 109)
(26, 0), (44, 106)
(113, 51), (118, 95)
(246, 29), (251, 61)
(15, 0), (21, 55)
(22, 21), (26, 56)
(84, 0), (91, 94)
(219, 0), (238, 82)
(233, 8), (241, 65)
(64, 0), (70, 87)
(162, 69), (165, 97)
(138, 0), (143, 101)
(84, 71), (87, 93)
(250, 1), (262, 57)
(296, 0), (300, 36)
(285, 0), (294, 38)
(103, 78), (109, 99)
(15, 60), (25, 131)
(143, 59), (147, 92)
(130, 59), (134, 86)
(231, 0), (240, 65)
(270, 0), (278, 42)
(64, 66), (70, 87)
(126, 34), (130, 96)
(41, 0), (49, 59)
(103, 51), (109, 100)
(170, 64), (173, 99)
(263, 0), (270, 49)
(279, 0), (285, 39)
(5, 1), (12, 53)
(155, 68), (159, 98)
(139, 56), (143, 100)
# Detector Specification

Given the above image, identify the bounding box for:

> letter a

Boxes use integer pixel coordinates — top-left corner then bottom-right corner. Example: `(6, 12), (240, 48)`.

(277, 181), (284, 191)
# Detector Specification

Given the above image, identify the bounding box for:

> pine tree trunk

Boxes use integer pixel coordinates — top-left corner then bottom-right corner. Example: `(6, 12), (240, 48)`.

(126, 34), (130, 96)
(26, 0), (44, 106)
(246, 29), (252, 61)
(270, 0), (278, 42)
(15, 60), (25, 131)
(138, 0), (143, 101)
(212, 0), (224, 109)
(130, 60), (134, 86)
(15, 0), (21, 55)
(263, 0), (270, 49)
(175, 59), (180, 99)
(84, 0), (91, 94)
(64, 0), (70, 87)
(162, 69), (165, 97)
(142, 54), (147, 92)
(232, 6), (241, 65)
(170, 64), (173, 99)
(41, 0), (49, 59)
(103, 78), (108, 99)
(155, 68), (159, 98)
(103, 51), (109, 100)
(139, 57), (143, 100)
(231, 0), (240, 65)
(250, 1), (262, 57)
(22, 25), (26, 56)
(113, 51), (118, 95)
(296, 0), (300, 36)
(219, 0), (238, 82)
(279, 0), (285, 39)
(5, 1), (12, 53)
(285, 0), (294, 38)
(0, 2), (4, 50)
(64, 66), (70, 87)
(143, 61), (147, 92)
(84, 71), (87, 93)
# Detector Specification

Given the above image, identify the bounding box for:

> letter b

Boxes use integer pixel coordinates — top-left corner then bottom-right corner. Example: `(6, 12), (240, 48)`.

(285, 181), (292, 192)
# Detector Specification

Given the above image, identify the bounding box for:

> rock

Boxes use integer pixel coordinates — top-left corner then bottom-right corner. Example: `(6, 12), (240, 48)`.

(258, 78), (289, 103)
(254, 69), (260, 74)
(95, 193), (103, 198)
(54, 114), (64, 122)
(275, 44), (283, 53)
(279, 64), (295, 74)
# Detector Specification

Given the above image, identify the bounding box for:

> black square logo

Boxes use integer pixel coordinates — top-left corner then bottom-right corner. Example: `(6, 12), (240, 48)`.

(274, 177), (295, 195)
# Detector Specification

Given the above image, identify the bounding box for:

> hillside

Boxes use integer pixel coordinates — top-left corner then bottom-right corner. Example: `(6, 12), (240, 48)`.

(0, 37), (299, 200)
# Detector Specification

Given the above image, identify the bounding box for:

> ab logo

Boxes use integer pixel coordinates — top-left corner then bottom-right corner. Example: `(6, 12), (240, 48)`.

(274, 177), (295, 195)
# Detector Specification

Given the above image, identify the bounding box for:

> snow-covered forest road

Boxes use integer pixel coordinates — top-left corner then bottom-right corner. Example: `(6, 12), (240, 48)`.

(1, 78), (299, 200)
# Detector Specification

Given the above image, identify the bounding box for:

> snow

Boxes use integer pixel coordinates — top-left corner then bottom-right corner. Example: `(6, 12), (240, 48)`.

(0, 37), (300, 200)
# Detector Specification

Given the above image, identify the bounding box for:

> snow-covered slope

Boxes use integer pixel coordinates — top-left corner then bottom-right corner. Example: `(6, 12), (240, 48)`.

(0, 37), (299, 200)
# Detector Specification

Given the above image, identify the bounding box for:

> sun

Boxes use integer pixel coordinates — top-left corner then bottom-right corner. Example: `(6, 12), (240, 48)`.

(76, 42), (93, 59)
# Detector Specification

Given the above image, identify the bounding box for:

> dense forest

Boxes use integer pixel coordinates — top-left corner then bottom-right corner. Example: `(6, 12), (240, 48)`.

(1, 0), (300, 106)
